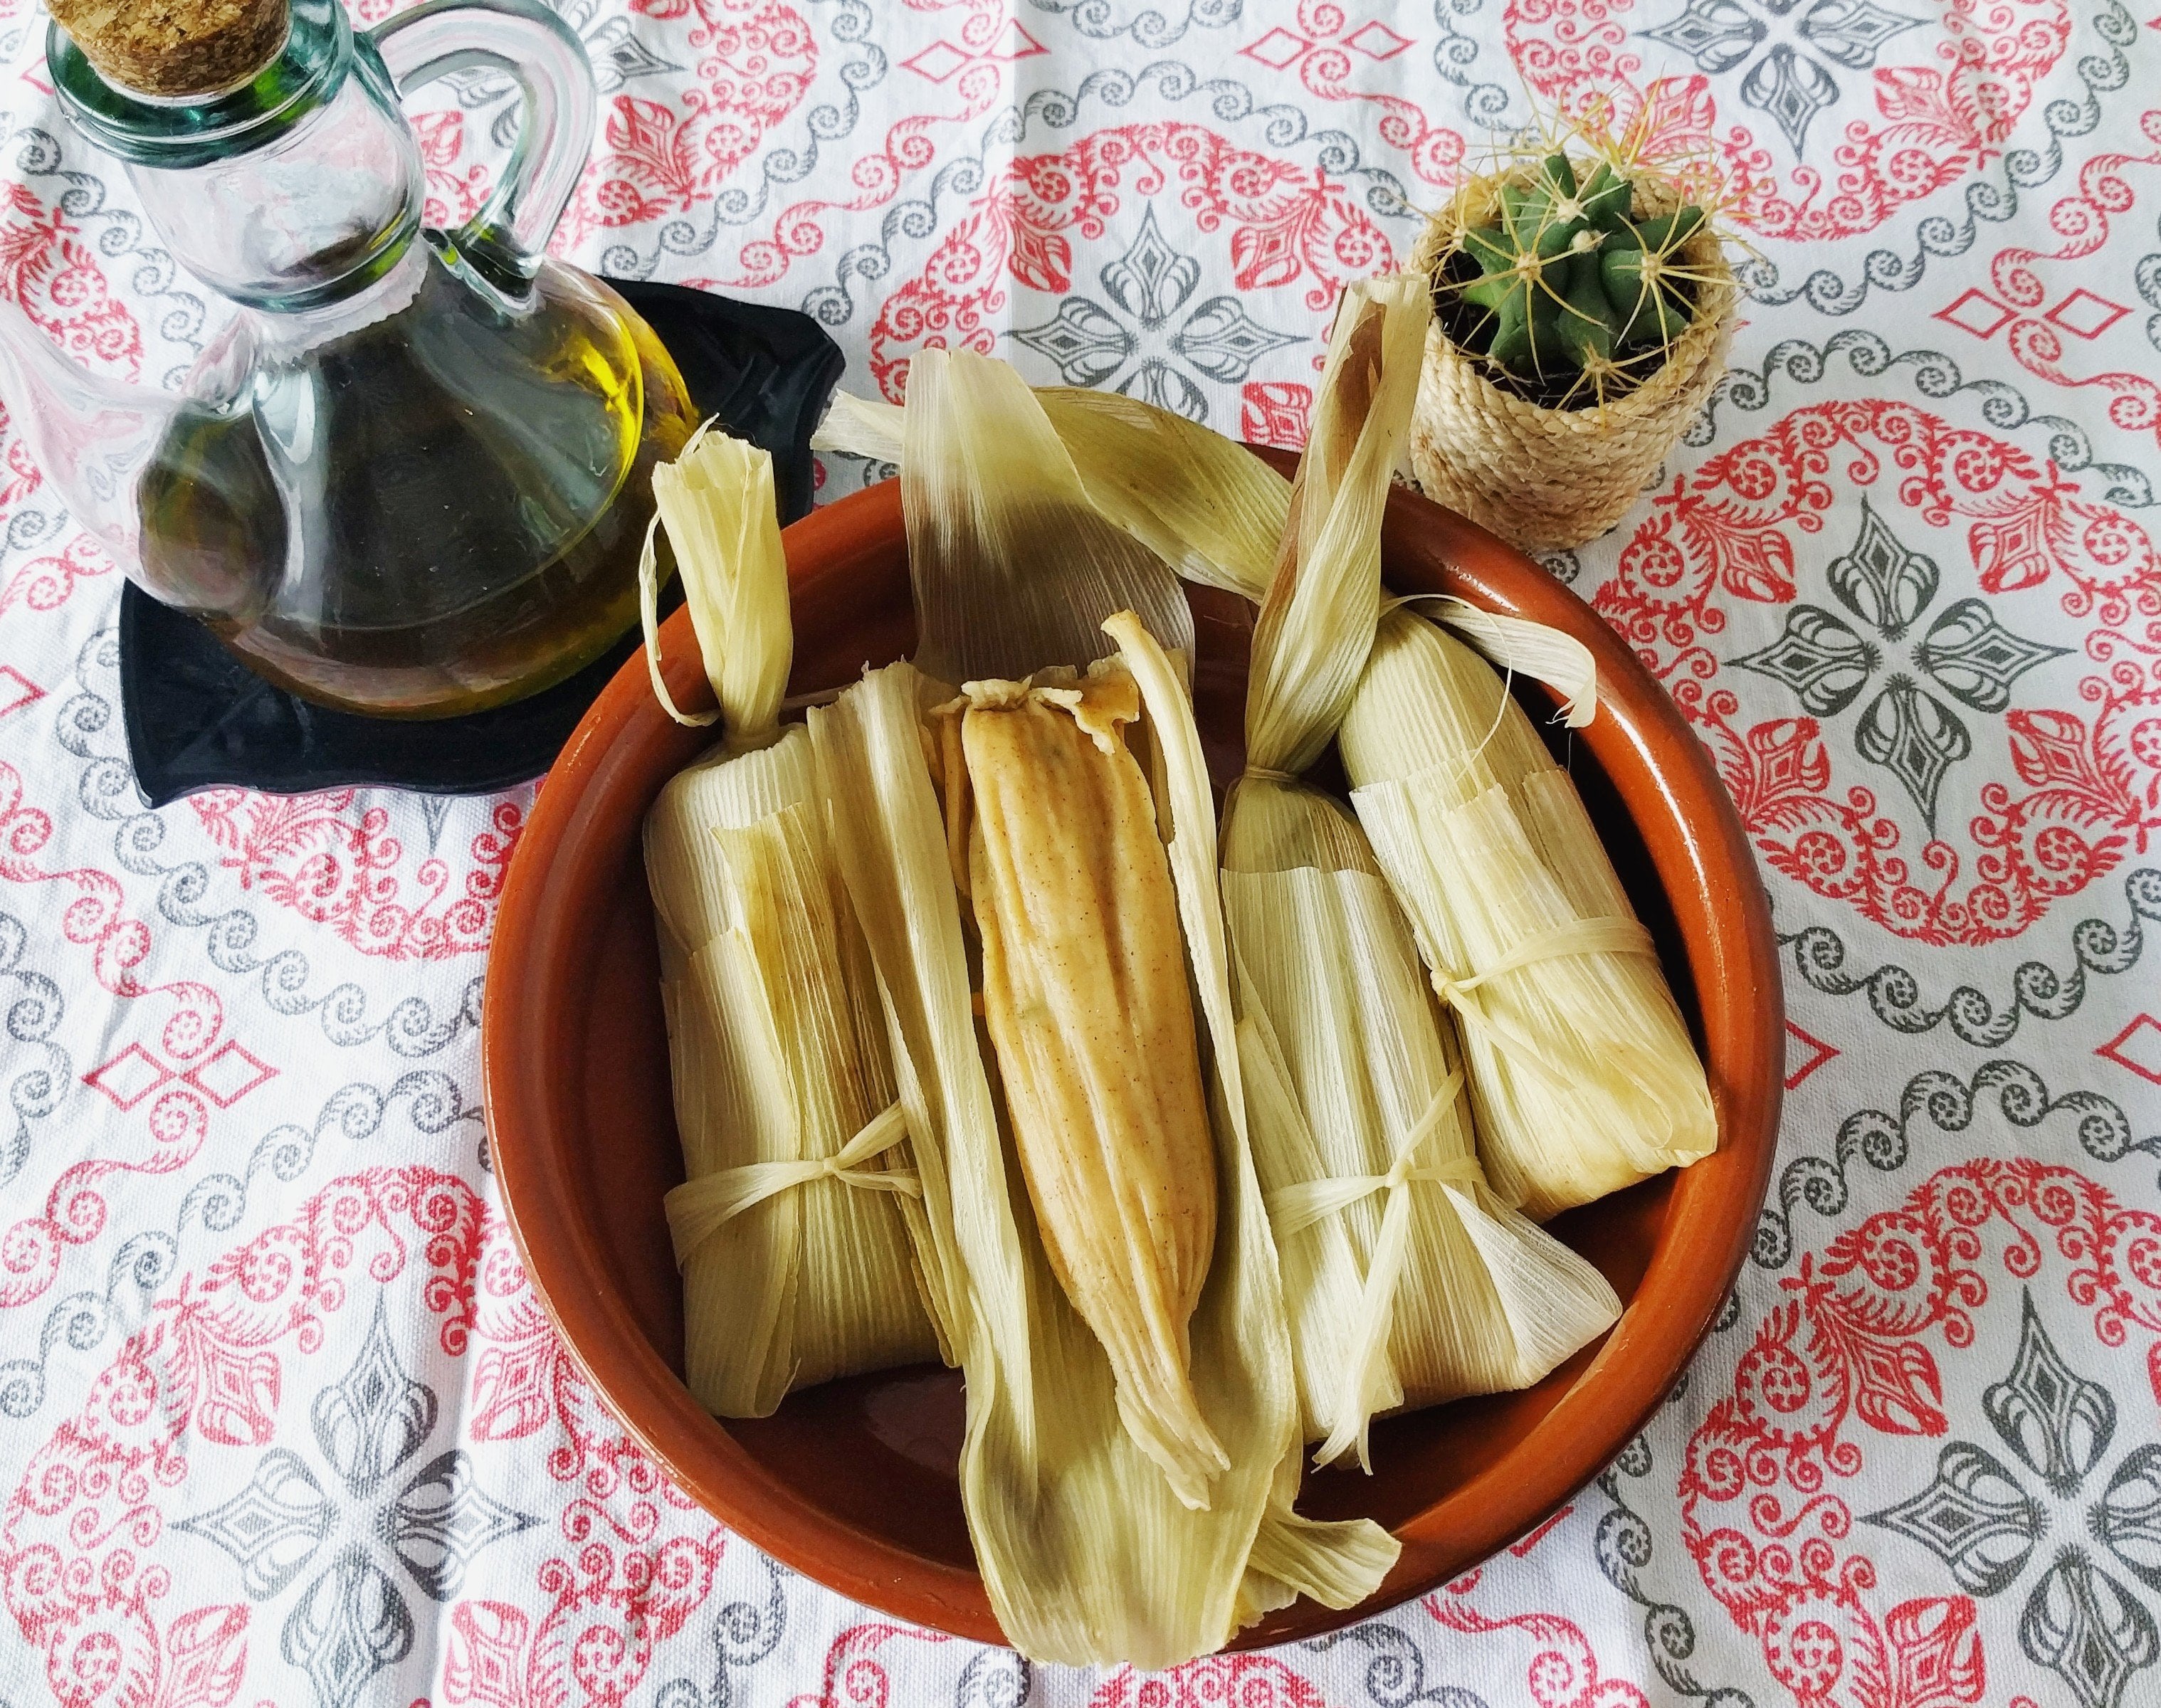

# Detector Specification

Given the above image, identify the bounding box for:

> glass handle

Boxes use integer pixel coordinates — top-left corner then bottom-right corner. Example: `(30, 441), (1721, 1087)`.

(369, 0), (595, 278)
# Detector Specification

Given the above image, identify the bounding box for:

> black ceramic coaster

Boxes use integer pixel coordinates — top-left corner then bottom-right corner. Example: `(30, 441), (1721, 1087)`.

(119, 280), (844, 807)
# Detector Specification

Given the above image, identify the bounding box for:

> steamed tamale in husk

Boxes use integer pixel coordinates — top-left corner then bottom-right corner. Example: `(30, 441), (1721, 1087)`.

(809, 351), (1394, 1663)
(1340, 608), (1717, 1220)
(902, 347), (1218, 1502)
(641, 428), (947, 1418)
(935, 660), (1228, 1505)
(1221, 278), (1619, 1469)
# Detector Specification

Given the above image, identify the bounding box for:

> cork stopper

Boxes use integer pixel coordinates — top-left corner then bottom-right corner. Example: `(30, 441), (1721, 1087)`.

(51, 0), (289, 99)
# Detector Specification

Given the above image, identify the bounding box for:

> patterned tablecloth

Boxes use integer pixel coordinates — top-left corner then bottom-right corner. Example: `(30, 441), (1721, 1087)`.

(1, 0), (2158, 1703)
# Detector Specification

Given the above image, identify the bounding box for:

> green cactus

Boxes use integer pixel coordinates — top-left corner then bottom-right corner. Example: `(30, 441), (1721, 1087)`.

(1441, 154), (1706, 397)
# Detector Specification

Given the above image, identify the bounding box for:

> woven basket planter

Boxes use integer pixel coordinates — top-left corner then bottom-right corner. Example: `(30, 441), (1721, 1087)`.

(1405, 164), (1737, 553)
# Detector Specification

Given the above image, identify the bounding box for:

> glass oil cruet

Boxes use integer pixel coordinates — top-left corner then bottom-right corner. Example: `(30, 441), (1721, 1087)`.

(0, 0), (696, 718)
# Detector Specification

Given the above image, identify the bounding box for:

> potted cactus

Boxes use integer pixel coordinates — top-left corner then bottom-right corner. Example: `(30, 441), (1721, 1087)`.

(1406, 142), (1737, 552)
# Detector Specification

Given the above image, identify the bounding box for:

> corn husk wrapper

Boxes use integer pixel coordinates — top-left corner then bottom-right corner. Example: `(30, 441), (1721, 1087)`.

(1339, 608), (1718, 1219)
(810, 388), (907, 464)
(811, 640), (1392, 1667)
(642, 429), (947, 1417)
(809, 354), (1393, 1662)
(941, 658), (1229, 1507)
(816, 386), (1290, 600)
(896, 354), (1194, 684)
(639, 420), (792, 732)
(1225, 798), (1623, 1456)
(1226, 277), (1619, 1469)
(803, 663), (1020, 1408)
(1036, 391), (1290, 598)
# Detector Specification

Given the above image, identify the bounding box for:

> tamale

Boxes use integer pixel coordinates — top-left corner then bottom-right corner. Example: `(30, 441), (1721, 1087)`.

(1224, 277), (1619, 1467)
(808, 353), (1394, 1662)
(940, 660), (1226, 1506)
(1224, 786), (1623, 1457)
(898, 347), (1225, 1497)
(1338, 608), (1718, 1219)
(641, 428), (945, 1418)
(811, 636), (1393, 1667)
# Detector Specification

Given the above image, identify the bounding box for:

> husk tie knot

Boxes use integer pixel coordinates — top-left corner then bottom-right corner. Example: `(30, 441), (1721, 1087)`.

(1263, 1070), (1479, 1469)
(1429, 915), (1656, 1084)
(664, 1101), (920, 1270)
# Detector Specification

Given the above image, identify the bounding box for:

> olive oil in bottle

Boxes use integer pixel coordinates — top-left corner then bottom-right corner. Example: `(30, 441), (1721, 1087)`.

(10, 0), (710, 723)
(140, 257), (697, 719)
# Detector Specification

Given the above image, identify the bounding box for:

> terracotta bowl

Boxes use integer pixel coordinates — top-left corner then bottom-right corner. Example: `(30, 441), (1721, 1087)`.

(483, 452), (1783, 1648)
